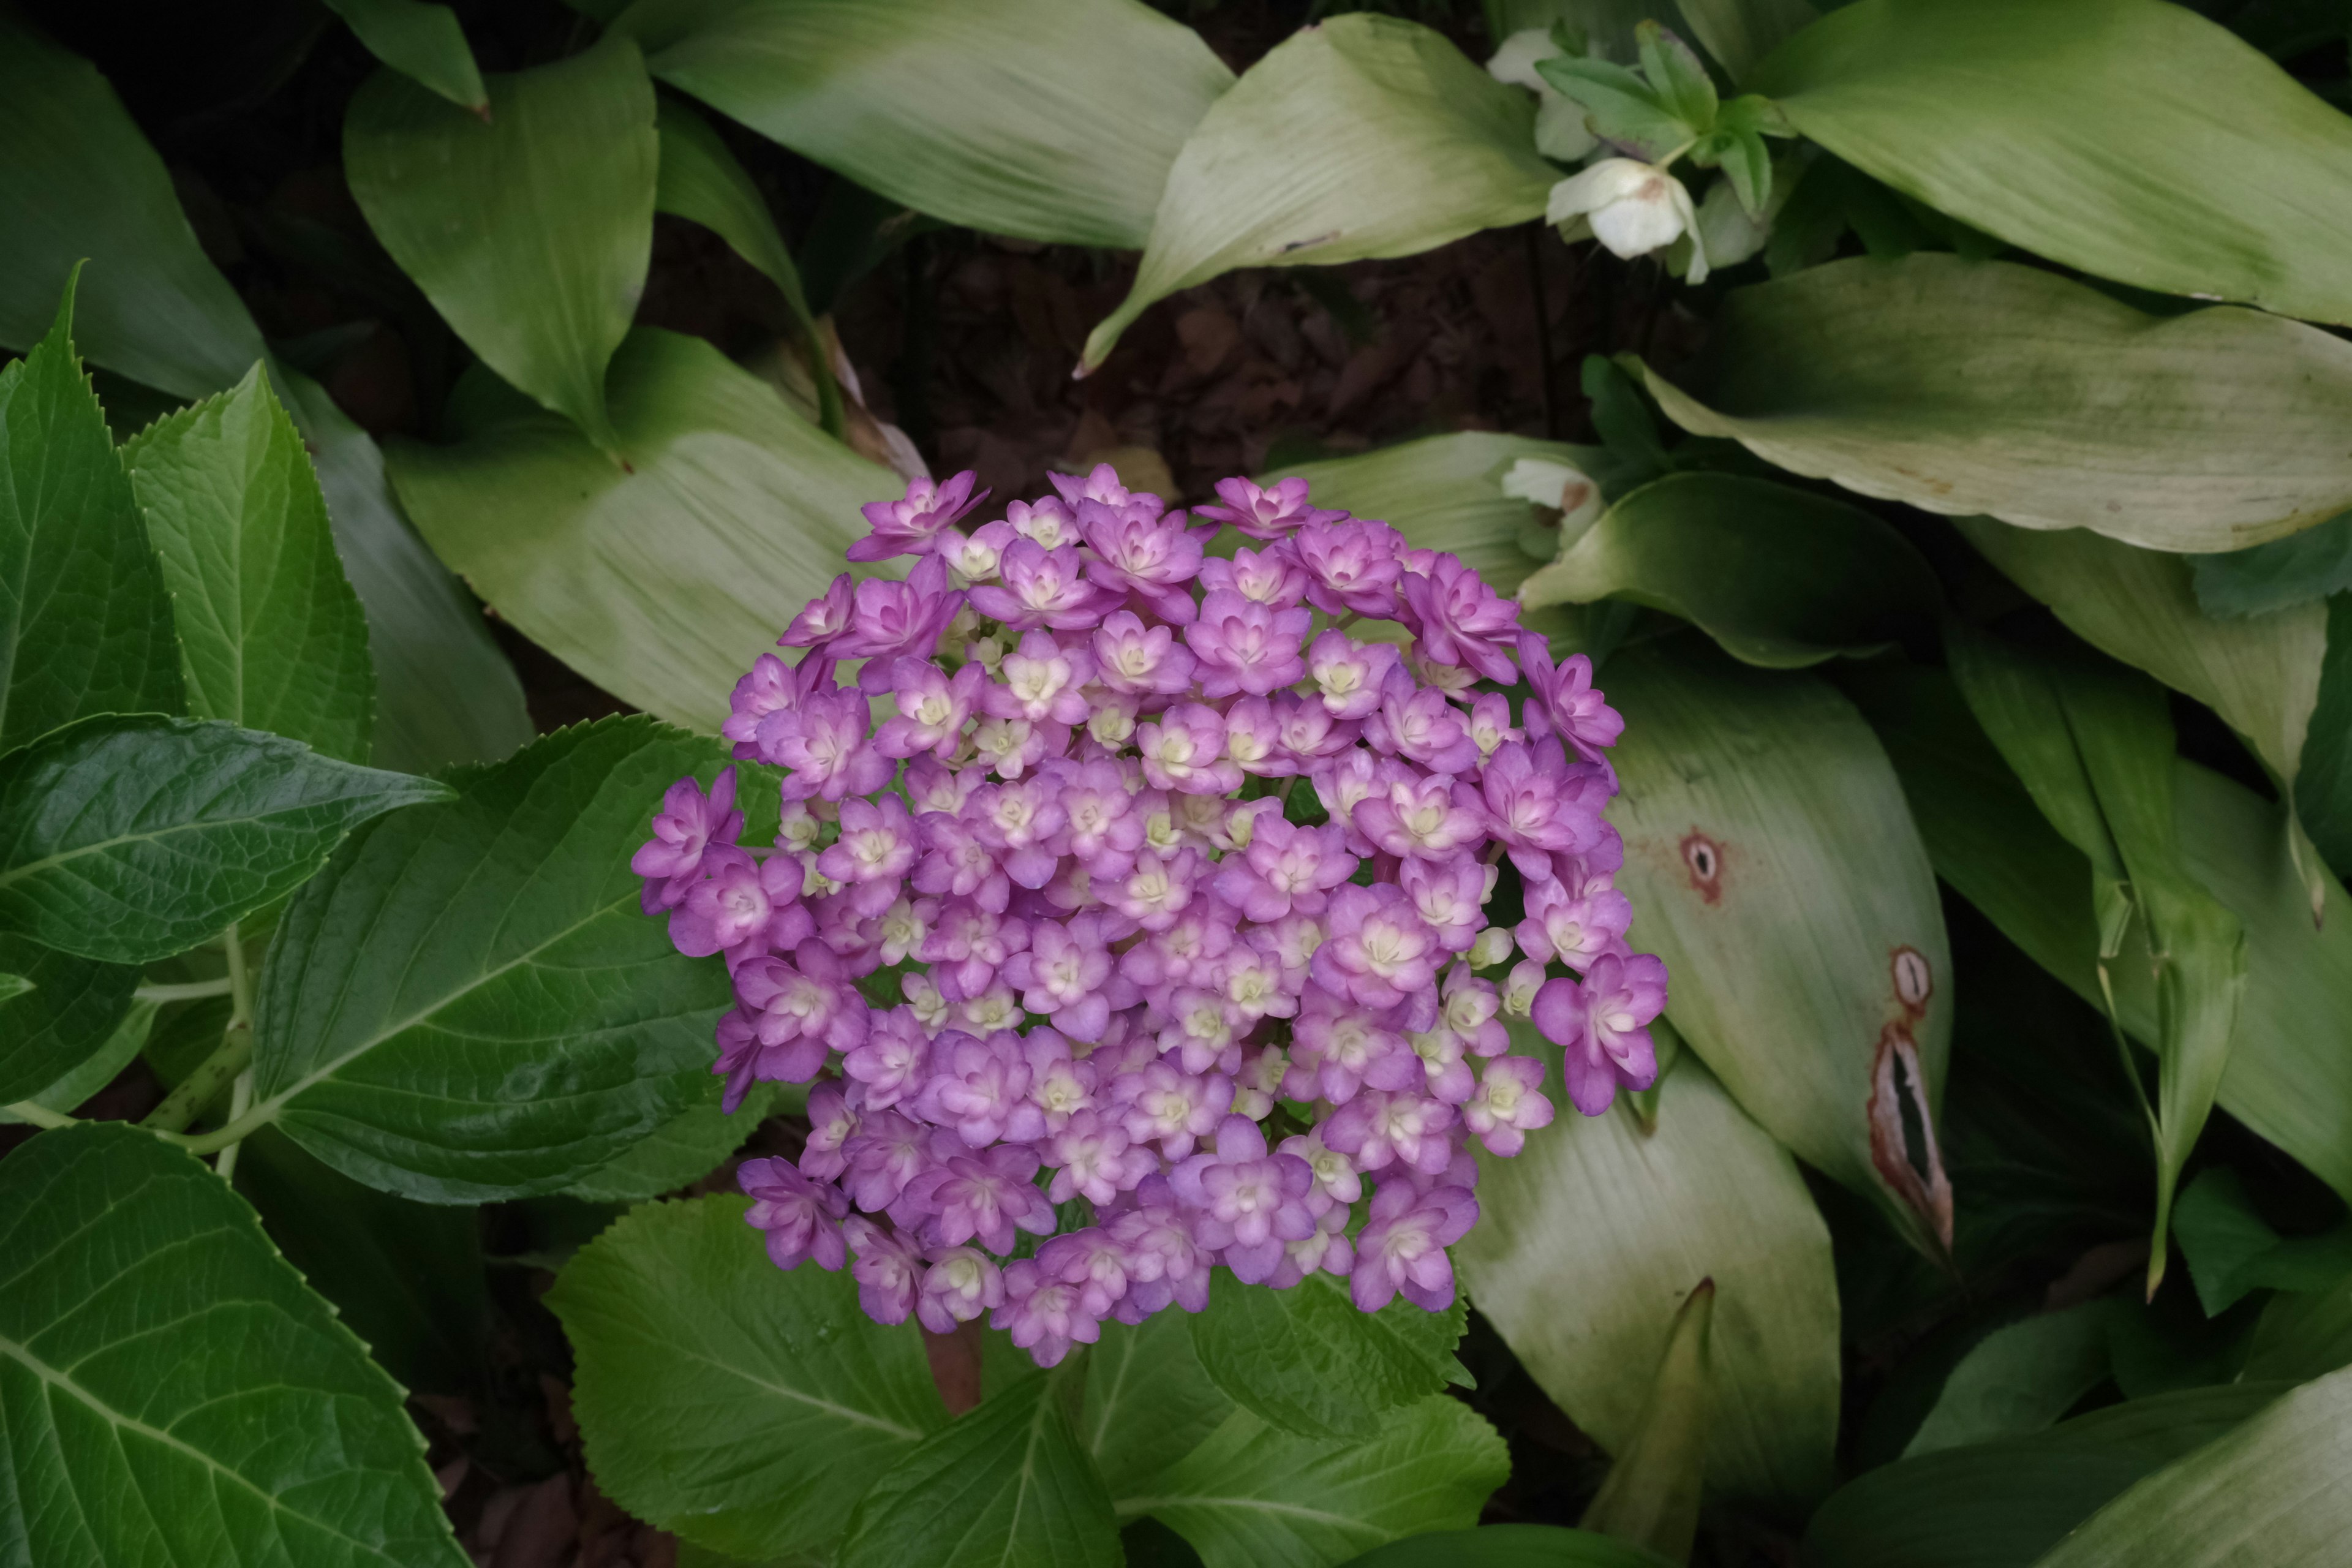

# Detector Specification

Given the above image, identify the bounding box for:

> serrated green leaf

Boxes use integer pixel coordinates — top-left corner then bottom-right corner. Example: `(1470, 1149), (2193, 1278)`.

(560, 1078), (783, 1204)
(1537, 56), (1692, 161)
(1121, 1398), (1509, 1568)
(839, 1362), (1118, 1568)
(324, 0), (486, 113)
(1752, 0), (2352, 326)
(347, 33), (657, 453)
(1637, 255), (2352, 552)
(1600, 638), (1955, 1257)
(0, 271), (182, 759)
(1636, 21), (1717, 131)
(1460, 1048), (1838, 1505)
(1338, 1525), (1676, 1568)
(0, 16), (270, 399)
(0, 992), (153, 1124)
(1518, 472), (1939, 666)
(2192, 516), (2352, 620)
(1578, 1278), (1712, 1562)
(0, 715), (447, 965)
(248, 717), (738, 1200)
(0, 1120), (468, 1567)
(1082, 15), (1555, 370)
(1902, 1300), (2122, 1459)
(550, 1194), (946, 1560)
(1676, 0), (1815, 80)
(385, 328), (895, 734)
(125, 361), (375, 762)
(0, 933), (137, 1104)
(1189, 1268), (1466, 1440)
(1081, 1308), (1234, 1499)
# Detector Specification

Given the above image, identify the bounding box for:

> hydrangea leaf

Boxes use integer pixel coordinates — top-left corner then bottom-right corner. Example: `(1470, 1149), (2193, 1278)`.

(1081, 1308), (1234, 1499)
(124, 363), (375, 763)
(249, 717), (736, 1201)
(633, 0), (1231, 251)
(1518, 471), (1941, 668)
(837, 1362), (1118, 1568)
(560, 1079), (785, 1204)
(1080, 15), (1556, 370)
(1752, 0), (2352, 325)
(0, 992), (153, 1124)
(0, 1120), (469, 1568)
(1597, 637), (1956, 1260)
(549, 1195), (946, 1561)
(1458, 1047), (1839, 1506)
(384, 328), (897, 734)
(323, 0), (487, 113)
(346, 32), (656, 454)
(0, 17), (269, 399)
(1334, 1524), (1678, 1567)
(1120, 1397), (1509, 1568)
(0, 715), (448, 965)
(0, 269), (182, 760)
(1634, 255), (2352, 552)
(1189, 1268), (1466, 1440)
(0, 933), (137, 1104)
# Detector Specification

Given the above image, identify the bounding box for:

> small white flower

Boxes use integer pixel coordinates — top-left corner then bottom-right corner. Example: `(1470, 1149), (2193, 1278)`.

(1547, 158), (1709, 282)
(1486, 29), (1599, 163)
(1501, 458), (1604, 532)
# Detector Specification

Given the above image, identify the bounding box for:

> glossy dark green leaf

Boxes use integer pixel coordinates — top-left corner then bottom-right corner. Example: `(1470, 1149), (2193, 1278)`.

(1082, 1308), (1234, 1499)
(1338, 1525), (1675, 1568)
(1754, 0), (2352, 326)
(637, 0), (1231, 251)
(323, 0), (487, 113)
(1637, 255), (2352, 552)
(2242, 1272), (2352, 1383)
(2171, 1167), (2352, 1317)
(0, 715), (447, 965)
(1901, 1300), (2120, 1458)
(0, 933), (137, 1104)
(839, 1363), (1118, 1568)
(249, 717), (738, 1200)
(0, 16), (270, 399)
(1188, 1268), (1464, 1440)
(0, 993), (153, 1124)
(560, 1079), (782, 1204)
(2192, 514), (2352, 620)
(1121, 1398), (1509, 1568)
(1678, 0), (1816, 78)
(125, 362), (375, 761)
(0, 1120), (468, 1567)
(346, 33), (657, 452)
(1517, 471), (1939, 667)
(1578, 1279), (1712, 1562)
(0, 270), (181, 759)
(551, 1195), (946, 1560)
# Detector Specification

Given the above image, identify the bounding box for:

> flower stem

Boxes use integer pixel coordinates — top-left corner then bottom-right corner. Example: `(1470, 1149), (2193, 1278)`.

(135, 976), (235, 1003)
(143, 922), (256, 1139)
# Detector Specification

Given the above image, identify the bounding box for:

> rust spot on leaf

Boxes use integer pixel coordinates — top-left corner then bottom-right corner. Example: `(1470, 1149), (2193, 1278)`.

(1679, 832), (1724, 905)
(1891, 945), (1933, 1020)
(1869, 1024), (1954, 1254)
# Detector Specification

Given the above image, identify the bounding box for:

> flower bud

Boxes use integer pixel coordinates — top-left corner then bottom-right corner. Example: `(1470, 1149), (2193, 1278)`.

(1468, 927), (1516, 971)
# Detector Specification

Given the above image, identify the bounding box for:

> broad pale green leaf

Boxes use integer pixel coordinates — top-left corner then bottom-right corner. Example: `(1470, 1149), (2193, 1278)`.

(1806, 1384), (2287, 1568)
(0, 935), (136, 1105)
(0, 272), (181, 759)
(1189, 1268), (1465, 1439)
(324, 0), (488, 113)
(1338, 1525), (1676, 1568)
(346, 33), (657, 452)
(1578, 1280), (1712, 1563)
(0, 1121), (467, 1567)
(1518, 472), (1939, 667)
(1678, 0), (1816, 78)
(2192, 514), (2352, 620)
(638, 0), (1230, 251)
(560, 1079), (783, 1204)
(1902, 1301), (2120, 1458)
(0, 993), (153, 1125)
(386, 328), (897, 733)
(275, 370), (532, 775)
(0, 17), (269, 399)
(1636, 255), (2352, 551)
(1082, 1308), (1234, 1499)
(1602, 638), (1956, 1256)
(550, 1195), (946, 1560)
(2293, 594), (2352, 885)
(2035, 1364), (2352, 1566)
(1458, 1049), (1839, 1506)
(839, 1363), (1118, 1568)
(249, 717), (738, 1201)
(125, 362), (375, 762)
(0, 715), (447, 965)
(1082, 15), (1556, 370)
(1121, 1398), (1509, 1568)
(234, 1128), (491, 1395)
(1752, 0), (2352, 326)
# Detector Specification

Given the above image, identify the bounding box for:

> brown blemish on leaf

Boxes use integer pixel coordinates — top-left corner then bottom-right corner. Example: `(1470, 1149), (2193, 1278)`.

(1868, 1024), (1954, 1254)
(1679, 831), (1724, 905)
(1891, 945), (1933, 1020)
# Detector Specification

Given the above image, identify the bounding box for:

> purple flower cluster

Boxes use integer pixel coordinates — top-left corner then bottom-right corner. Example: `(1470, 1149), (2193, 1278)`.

(634, 467), (1665, 1365)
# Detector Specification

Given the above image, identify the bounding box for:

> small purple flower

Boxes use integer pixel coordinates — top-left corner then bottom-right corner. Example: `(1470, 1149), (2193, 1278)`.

(914, 814), (1012, 913)
(1294, 517), (1406, 617)
(780, 573), (856, 647)
(1081, 500), (1205, 623)
(1306, 630), (1401, 722)
(837, 556), (968, 687)
(843, 1010), (930, 1110)
(1005, 496), (1079, 549)
(1272, 692), (1359, 772)
(760, 688), (895, 801)
(844, 1216), (924, 1323)
(842, 1109), (932, 1211)
(669, 847), (813, 963)
(937, 520), (1016, 582)
(1091, 610), (1197, 697)
(918, 902), (1029, 998)
(1312, 884), (1443, 1011)
(1200, 543), (1310, 609)
(1464, 1057), (1556, 1155)
(986, 630), (1093, 725)
(1169, 1115), (1316, 1280)
(1114, 1058), (1233, 1159)
(916, 1030), (1034, 1147)
(1193, 475), (1346, 540)
(818, 794), (919, 886)
(1213, 816), (1357, 922)
(1183, 590), (1312, 698)
(1518, 872), (1634, 967)
(1038, 1227), (1135, 1318)
(1049, 462), (1156, 515)
(1480, 739), (1609, 879)
(1531, 952), (1668, 1115)
(916, 1247), (1005, 1333)
(1352, 774), (1488, 862)
(1351, 1180), (1477, 1311)
(1106, 847), (1204, 933)
(1399, 855), (1491, 954)
(904, 1143), (1055, 1253)
(875, 657), (986, 760)
(993, 1260), (1102, 1367)
(1001, 916), (1125, 1040)
(851, 470), (988, 562)
(1048, 760), (1145, 873)
(735, 943), (871, 1068)
(1364, 671), (1480, 774)
(1138, 705), (1243, 796)
(1049, 1110), (1155, 1204)
(1321, 1088), (1457, 1175)
(1517, 632), (1626, 764)
(741, 1156), (848, 1271)
(968, 541), (1121, 631)
(1398, 552), (1522, 682)
(633, 768), (744, 911)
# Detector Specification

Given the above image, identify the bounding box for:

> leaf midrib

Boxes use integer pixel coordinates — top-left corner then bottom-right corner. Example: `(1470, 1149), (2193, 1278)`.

(0, 792), (357, 893)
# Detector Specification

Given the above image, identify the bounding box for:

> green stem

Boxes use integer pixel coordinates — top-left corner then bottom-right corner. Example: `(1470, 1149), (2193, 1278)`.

(143, 922), (257, 1139)
(2, 1101), (76, 1131)
(135, 976), (234, 1003)
(213, 1068), (255, 1182)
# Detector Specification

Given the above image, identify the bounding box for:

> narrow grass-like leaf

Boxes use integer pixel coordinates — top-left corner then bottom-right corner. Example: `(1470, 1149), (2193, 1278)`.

(1636, 255), (2352, 551)
(126, 362), (375, 761)
(346, 33), (657, 453)
(1189, 1268), (1466, 1439)
(0, 715), (447, 965)
(551, 1195), (946, 1560)
(0, 934), (136, 1104)
(249, 717), (739, 1200)
(1082, 1309), (1234, 1499)
(324, 0), (487, 113)
(1082, 15), (1555, 369)
(1578, 1280), (1713, 1562)
(0, 1121), (468, 1567)
(386, 328), (897, 733)
(1753, 0), (2352, 325)
(1518, 472), (1940, 666)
